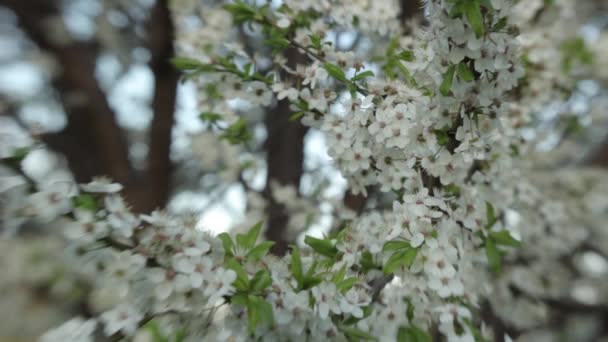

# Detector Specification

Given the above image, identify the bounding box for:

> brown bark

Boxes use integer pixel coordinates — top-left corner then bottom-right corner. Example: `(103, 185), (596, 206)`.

(585, 139), (608, 166)
(263, 48), (308, 255)
(126, 0), (179, 213)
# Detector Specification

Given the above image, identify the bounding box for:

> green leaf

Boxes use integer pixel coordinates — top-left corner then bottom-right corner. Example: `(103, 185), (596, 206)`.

(144, 320), (169, 342)
(220, 118), (252, 145)
(332, 265), (347, 283)
(489, 230), (521, 247)
(434, 129), (450, 147)
(302, 276), (322, 290)
(250, 270), (272, 292)
(397, 325), (432, 342)
(173, 330), (187, 342)
(309, 34), (322, 50)
(336, 277), (359, 293)
(290, 246), (304, 284)
(223, 1), (257, 24)
(304, 235), (338, 258)
(360, 251), (379, 273)
(246, 295), (274, 334)
(395, 60), (415, 84)
(218, 233), (235, 257)
(338, 324), (378, 341)
(247, 241), (275, 260)
(397, 50), (415, 62)
(485, 238), (501, 273)
(383, 248), (418, 275)
(383, 240), (411, 252)
(72, 194), (97, 211)
(406, 299), (415, 322)
(236, 221), (263, 251)
(444, 184), (461, 197)
(485, 201), (497, 228)
(352, 70), (375, 82)
(226, 258), (250, 291)
(231, 292), (249, 307)
(289, 111), (306, 121)
(199, 112), (223, 124)
(265, 27), (290, 54)
(464, 1), (485, 38)
(11, 146), (30, 161)
(457, 62), (475, 82)
(171, 57), (201, 70)
(439, 65), (456, 96)
(323, 63), (348, 83)
(403, 248), (418, 268)
(387, 37), (400, 55)
(493, 17), (508, 31)
(561, 37), (594, 73)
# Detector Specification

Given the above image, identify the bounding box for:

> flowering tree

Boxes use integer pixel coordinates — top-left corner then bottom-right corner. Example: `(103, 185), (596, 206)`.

(1, 0), (608, 341)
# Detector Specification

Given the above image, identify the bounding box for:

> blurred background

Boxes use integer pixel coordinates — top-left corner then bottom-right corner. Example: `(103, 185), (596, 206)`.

(1, 0), (608, 341)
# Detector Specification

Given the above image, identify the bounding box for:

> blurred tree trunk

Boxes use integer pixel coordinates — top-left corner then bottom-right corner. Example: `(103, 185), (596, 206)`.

(3, 0), (178, 213)
(263, 47), (308, 255)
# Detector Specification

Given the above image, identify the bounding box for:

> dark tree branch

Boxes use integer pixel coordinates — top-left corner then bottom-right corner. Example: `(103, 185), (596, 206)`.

(400, 0), (424, 26)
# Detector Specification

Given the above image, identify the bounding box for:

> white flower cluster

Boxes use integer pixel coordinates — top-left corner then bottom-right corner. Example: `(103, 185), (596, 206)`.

(1, 0), (607, 341)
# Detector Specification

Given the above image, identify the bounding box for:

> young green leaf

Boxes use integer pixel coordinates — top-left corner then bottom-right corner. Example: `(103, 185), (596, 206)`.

(199, 112), (223, 124)
(360, 251), (379, 272)
(338, 324), (378, 341)
(247, 241), (275, 260)
(485, 238), (501, 273)
(434, 129), (450, 147)
(289, 111), (306, 121)
(237, 221), (263, 251)
(332, 264), (347, 283)
(485, 201), (497, 228)
(171, 57), (202, 70)
(489, 230), (521, 247)
(397, 50), (415, 62)
(323, 63), (348, 83)
(382, 240), (411, 252)
(457, 62), (475, 82)
(220, 118), (252, 145)
(336, 277), (359, 293)
(304, 235), (338, 258)
(383, 248), (418, 275)
(290, 246), (303, 284)
(144, 320), (169, 342)
(223, 1), (257, 24)
(439, 65), (456, 96)
(464, 1), (485, 38)
(72, 194), (97, 211)
(247, 295), (274, 333)
(217, 233), (235, 257)
(250, 270), (273, 292)
(352, 70), (375, 82)
(397, 325), (432, 342)
(226, 258), (250, 291)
